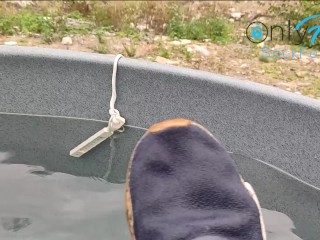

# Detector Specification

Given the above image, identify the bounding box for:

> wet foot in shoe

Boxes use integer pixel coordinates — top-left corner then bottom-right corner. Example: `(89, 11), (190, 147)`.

(126, 119), (266, 240)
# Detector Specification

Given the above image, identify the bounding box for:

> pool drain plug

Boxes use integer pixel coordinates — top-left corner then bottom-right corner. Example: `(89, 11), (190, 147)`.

(70, 54), (125, 157)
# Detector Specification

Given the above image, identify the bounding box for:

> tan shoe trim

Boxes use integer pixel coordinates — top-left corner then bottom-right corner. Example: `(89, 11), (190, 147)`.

(242, 180), (267, 240)
(148, 118), (193, 133)
(125, 131), (150, 240)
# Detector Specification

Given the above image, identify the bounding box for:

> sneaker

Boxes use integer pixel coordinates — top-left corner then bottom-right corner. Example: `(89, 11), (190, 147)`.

(125, 119), (266, 240)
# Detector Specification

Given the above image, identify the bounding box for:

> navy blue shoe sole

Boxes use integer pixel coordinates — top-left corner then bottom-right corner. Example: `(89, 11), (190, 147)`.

(125, 119), (266, 240)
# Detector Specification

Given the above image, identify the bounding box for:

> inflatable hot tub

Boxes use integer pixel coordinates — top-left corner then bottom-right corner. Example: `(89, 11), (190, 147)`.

(0, 46), (319, 240)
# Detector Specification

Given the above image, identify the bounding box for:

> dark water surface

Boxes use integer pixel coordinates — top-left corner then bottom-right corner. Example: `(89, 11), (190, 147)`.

(0, 114), (319, 240)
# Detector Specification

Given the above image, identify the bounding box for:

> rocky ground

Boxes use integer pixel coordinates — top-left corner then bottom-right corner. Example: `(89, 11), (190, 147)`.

(1, 1), (319, 99)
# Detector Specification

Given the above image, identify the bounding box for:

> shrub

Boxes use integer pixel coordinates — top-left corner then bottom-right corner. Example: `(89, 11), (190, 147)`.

(268, 1), (320, 48)
(167, 16), (233, 43)
(0, 11), (55, 42)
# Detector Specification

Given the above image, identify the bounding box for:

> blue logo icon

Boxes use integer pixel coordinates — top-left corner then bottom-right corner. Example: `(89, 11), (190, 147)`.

(246, 21), (268, 43)
(296, 14), (320, 45)
(252, 26), (263, 39)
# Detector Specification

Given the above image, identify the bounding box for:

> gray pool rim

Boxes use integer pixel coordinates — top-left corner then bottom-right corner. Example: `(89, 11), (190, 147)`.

(1, 46), (320, 188)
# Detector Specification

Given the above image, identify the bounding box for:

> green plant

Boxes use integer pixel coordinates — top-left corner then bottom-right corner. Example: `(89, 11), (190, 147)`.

(0, 15), (16, 34)
(181, 47), (193, 62)
(166, 3), (185, 39)
(0, 11), (58, 43)
(123, 43), (136, 57)
(96, 29), (105, 43)
(18, 39), (28, 46)
(93, 44), (109, 54)
(303, 78), (320, 98)
(159, 45), (170, 58)
(268, 1), (320, 48)
(118, 25), (141, 40)
(67, 11), (83, 20)
(0, 12), (53, 35)
(166, 4), (233, 44)
(91, 5), (113, 27)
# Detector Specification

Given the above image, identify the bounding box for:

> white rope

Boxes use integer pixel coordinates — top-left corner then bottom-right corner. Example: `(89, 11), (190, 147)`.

(70, 54), (126, 157)
(107, 54), (125, 131)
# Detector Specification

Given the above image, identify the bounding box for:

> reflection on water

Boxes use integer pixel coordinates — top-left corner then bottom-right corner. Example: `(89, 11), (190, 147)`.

(232, 153), (320, 240)
(0, 113), (319, 240)
(262, 209), (302, 240)
(0, 163), (129, 240)
(1, 217), (32, 232)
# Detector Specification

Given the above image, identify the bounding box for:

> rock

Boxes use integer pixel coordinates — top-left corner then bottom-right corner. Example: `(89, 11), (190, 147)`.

(154, 35), (169, 42)
(187, 47), (193, 53)
(194, 45), (210, 57)
(300, 55), (310, 64)
(254, 69), (265, 74)
(259, 55), (277, 63)
(257, 42), (264, 48)
(121, 37), (131, 45)
(155, 56), (179, 65)
(61, 36), (72, 45)
(12, 1), (33, 7)
(4, 41), (17, 46)
(240, 63), (248, 69)
(168, 39), (191, 46)
(230, 12), (242, 20)
(105, 32), (115, 36)
(229, 18), (235, 23)
(313, 58), (320, 64)
(295, 70), (308, 78)
(180, 39), (192, 45)
(136, 24), (147, 32)
(278, 82), (296, 89)
(130, 22), (135, 28)
(162, 23), (167, 31)
(162, 36), (169, 42)
(294, 91), (302, 95)
(170, 40), (181, 46)
(154, 35), (161, 41)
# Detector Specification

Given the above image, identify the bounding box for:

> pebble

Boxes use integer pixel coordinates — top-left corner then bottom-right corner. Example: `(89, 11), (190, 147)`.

(240, 63), (248, 69)
(313, 58), (320, 64)
(257, 42), (265, 48)
(187, 47), (193, 53)
(61, 36), (72, 45)
(154, 35), (161, 41)
(155, 56), (179, 65)
(170, 40), (182, 46)
(230, 12), (242, 20)
(295, 70), (308, 78)
(4, 41), (17, 46)
(180, 39), (192, 45)
(194, 45), (210, 57)
(136, 24), (147, 32)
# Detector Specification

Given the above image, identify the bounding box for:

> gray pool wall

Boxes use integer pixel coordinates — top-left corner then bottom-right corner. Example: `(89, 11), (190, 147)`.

(1, 46), (320, 188)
